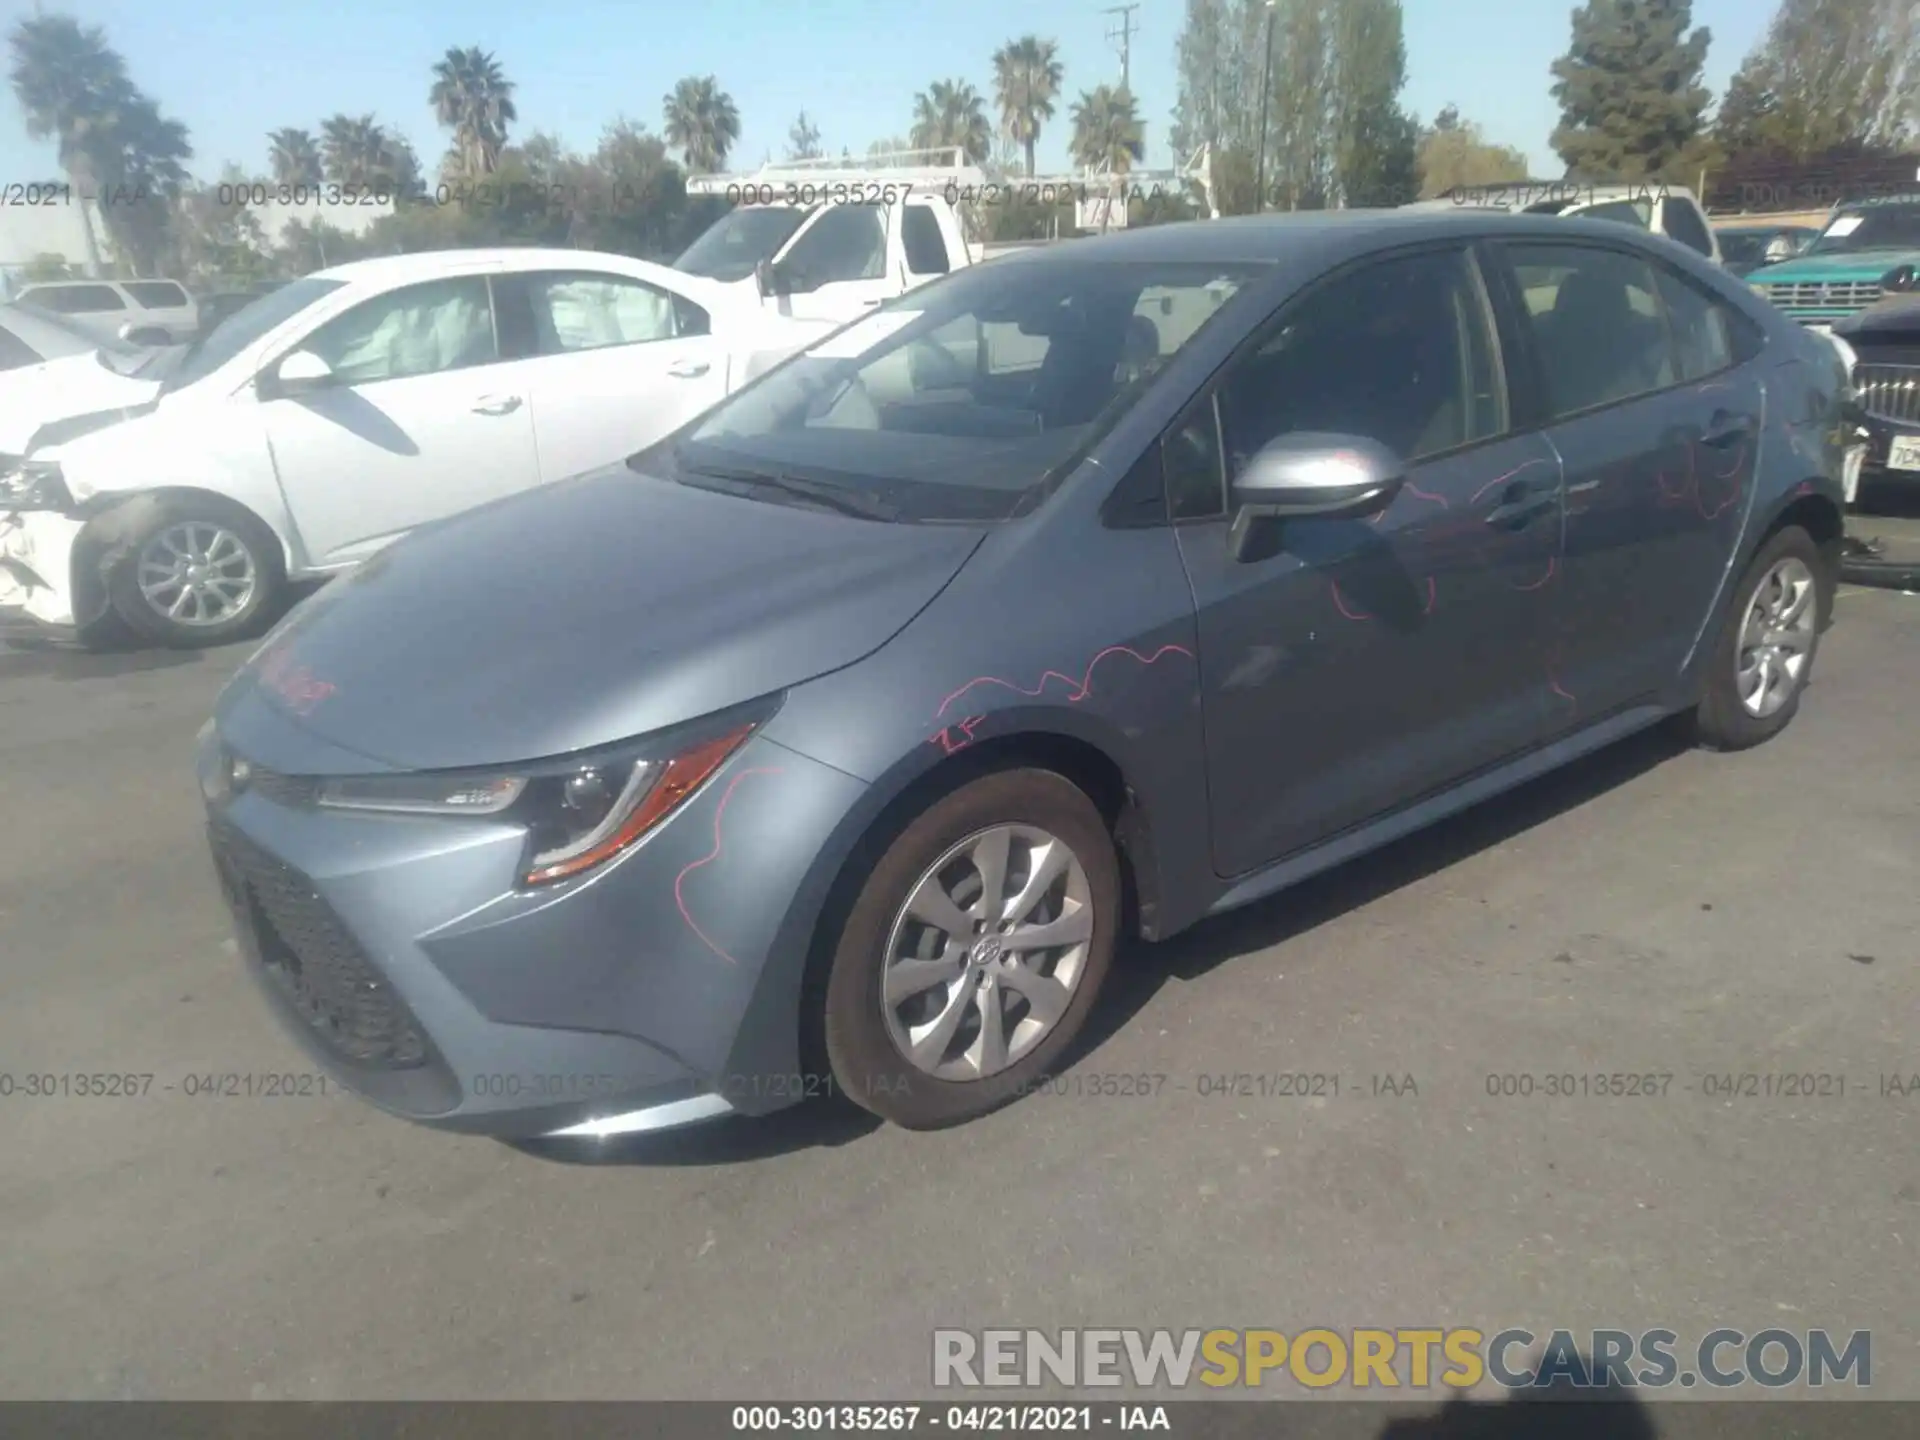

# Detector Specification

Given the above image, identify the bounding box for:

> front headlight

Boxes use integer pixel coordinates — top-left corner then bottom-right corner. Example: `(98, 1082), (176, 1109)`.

(0, 459), (73, 512)
(312, 719), (759, 887)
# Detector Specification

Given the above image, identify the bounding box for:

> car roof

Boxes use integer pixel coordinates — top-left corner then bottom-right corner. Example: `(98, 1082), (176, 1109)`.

(1003, 208), (1682, 267)
(310, 247), (711, 296)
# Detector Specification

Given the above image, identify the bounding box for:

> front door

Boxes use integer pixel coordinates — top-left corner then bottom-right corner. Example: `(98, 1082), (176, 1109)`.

(262, 273), (542, 566)
(1173, 245), (1567, 876)
(772, 203), (899, 323)
(1491, 240), (1763, 726)
(502, 268), (730, 481)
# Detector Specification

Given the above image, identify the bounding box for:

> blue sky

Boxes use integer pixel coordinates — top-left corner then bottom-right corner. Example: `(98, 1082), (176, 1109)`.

(0, 0), (1774, 184)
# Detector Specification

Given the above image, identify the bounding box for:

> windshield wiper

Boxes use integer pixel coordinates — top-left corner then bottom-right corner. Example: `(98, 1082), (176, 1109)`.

(679, 461), (900, 521)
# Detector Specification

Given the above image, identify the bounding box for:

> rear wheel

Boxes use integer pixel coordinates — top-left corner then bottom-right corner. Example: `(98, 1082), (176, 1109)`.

(1690, 525), (1828, 750)
(822, 768), (1120, 1129)
(105, 497), (284, 648)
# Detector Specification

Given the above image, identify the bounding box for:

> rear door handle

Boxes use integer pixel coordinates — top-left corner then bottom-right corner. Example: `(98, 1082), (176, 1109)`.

(1701, 409), (1750, 448)
(667, 359), (711, 379)
(471, 395), (522, 415)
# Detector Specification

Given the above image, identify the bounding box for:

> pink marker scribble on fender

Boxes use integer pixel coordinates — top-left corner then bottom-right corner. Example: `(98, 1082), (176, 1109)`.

(1470, 457), (1555, 506)
(934, 643), (1195, 719)
(1369, 477), (1450, 526)
(254, 642), (335, 716)
(674, 766), (782, 966)
(930, 715), (987, 754)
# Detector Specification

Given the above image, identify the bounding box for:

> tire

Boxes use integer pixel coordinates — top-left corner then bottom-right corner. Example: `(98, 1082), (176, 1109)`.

(103, 496), (284, 648)
(1690, 525), (1830, 751)
(822, 768), (1121, 1129)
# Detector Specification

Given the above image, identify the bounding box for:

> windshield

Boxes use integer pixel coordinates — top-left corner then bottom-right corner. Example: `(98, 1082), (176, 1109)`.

(1718, 231), (1773, 266)
(164, 276), (345, 392)
(1809, 204), (1920, 255)
(674, 206), (811, 281)
(670, 257), (1265, 522)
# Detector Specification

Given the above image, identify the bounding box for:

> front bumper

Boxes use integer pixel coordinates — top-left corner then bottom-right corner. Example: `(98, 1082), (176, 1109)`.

(0, 510), (81, 628)
(198, 720), (870, 1140)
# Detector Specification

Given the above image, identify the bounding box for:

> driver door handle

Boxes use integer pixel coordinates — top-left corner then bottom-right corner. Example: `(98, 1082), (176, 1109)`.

(1485, 478), (1559, 530)
(1700, 410), (1750, 448)
(667, 359), (711, 379)
(471, 394), (522, 415)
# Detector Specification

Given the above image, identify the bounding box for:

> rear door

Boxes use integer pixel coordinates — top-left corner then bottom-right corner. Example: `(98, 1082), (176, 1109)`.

(1486, 240), (1764, 727)
(1172, 244), (1566, 875)
(494, 267), (729, 482)
(121, 280), (197, 337)
(261, 271), (543, 565)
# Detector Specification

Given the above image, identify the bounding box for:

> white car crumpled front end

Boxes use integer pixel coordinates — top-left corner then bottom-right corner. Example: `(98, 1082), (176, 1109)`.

(0, 507), (84, 628)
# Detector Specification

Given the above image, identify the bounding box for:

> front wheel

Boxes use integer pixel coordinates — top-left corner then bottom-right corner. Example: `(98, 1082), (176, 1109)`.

(1690, 525), (1829, 750)
(822, 769), (1121, 1129)
(104, 498), (284, 648)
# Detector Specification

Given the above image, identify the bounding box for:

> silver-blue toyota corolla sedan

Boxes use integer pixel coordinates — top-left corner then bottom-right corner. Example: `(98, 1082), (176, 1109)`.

(198, 211), (1854, 1140)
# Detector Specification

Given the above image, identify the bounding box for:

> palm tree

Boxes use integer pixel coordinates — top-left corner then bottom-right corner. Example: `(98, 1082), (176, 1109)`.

(662, 76), (740, 173)
(89, 88), (191, 276)
(1069, 85), (1144, 173)
(320, 113), (392, 187)
(991, 36), (1063, 178)
(6, 13), (131, 276)
(429, 46), (517, 176)
(910, 80), (992, 165)
(267, 127), (323, 186)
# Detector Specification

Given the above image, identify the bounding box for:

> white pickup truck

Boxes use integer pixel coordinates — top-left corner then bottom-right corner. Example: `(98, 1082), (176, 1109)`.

(676, 167), (985, 324)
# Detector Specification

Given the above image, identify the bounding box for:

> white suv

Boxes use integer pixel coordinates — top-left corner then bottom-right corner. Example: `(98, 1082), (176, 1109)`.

(1401, 181), (1725, 266)
(13, 278), (201, 345)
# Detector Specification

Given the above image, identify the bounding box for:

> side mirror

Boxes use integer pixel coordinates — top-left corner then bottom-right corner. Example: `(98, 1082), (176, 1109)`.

(1230, 433), (1405, 521)
(754, 258), (794, 299)
(1882, 264), (1918, 295)
(118, 322), (171, 347)
(261, 349), (334, 399)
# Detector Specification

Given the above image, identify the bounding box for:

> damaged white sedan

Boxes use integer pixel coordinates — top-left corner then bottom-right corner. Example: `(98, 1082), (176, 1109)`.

(0, 247), (831, 647)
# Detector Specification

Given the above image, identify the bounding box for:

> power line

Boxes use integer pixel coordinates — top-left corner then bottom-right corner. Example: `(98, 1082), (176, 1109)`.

(1101, 3), (1140, 92)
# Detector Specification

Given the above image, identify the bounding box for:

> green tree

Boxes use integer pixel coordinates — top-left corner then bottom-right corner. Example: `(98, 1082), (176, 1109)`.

(992, 35), (1064, 177)
(1550, 0), (1713, 180)
(319, 113), (392, 186)
(1170, 0), (1241, 161)
(7, 13), (133, 275)
(170, 164), (270, 287)
(786, 111), (823, 160)
(1069, 85), (1145, 171)
(267, 127), (323, 186)
(662, 76), (740, 173)
(1416, 106), (1529, 196)
(19, 252), (72, 283)
(911, 80), (992, 164)
(1714, 0), (1919, 161)
(430, 46), (517, 177)
(1326, 0), (1418, 206)
(866, 136), (914, 165)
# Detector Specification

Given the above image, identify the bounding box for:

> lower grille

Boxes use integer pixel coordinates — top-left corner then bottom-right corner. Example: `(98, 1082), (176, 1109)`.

(1854, 364), (1920, 424)
(210, 817), (429, 1069)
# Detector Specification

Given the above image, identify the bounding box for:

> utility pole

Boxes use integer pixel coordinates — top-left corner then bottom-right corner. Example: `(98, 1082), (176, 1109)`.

(1102, 3), (1139, 92)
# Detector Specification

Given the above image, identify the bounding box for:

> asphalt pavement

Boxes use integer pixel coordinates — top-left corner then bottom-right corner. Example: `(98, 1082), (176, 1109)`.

(0, 584), (1914, 1403)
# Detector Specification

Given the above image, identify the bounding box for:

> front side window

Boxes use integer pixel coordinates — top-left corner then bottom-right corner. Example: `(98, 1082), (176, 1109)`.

(1217, 247), (1506, 479)
(24, 284), (125, 314)
(1660, 198), (1714, 255)
(1508, 244), (1674, 418)
(525, 272), (681, 353)
(780, 204), (887, 289)
(675, 258), (1264, 521)
(301, 276), (497, 385)
(674, 206), (810, 282)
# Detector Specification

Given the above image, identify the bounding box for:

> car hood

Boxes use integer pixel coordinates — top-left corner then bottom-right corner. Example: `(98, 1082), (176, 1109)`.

(216, 460), (987, 773)
(0, 352), (162, 455)
(1748, 249), (1915, 284)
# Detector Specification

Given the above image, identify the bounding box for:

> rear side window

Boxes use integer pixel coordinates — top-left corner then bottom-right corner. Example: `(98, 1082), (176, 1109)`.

(1507, 244), (1675, 417)
(0, 323), (40, 370)
(524, 271), (678, 353)
(1217, 246), (1507, 476)
(1660, 198), (1714, 256)
(1653, 268), (1754, 380)
(123, 281), (190, 309)
(902, 204), (950, 276)
(21, 284), (125, 314)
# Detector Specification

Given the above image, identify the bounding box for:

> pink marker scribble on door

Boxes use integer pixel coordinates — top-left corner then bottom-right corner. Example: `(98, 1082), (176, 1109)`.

(1512, 555), (1557, 591)
(1470, 457), (1556, 506)
(674, 765), (783, 966)
(934, 643), (1195, 718)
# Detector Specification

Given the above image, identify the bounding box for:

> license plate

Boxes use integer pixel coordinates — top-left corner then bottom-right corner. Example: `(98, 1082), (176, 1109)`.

(1887, 435), (1920, 471)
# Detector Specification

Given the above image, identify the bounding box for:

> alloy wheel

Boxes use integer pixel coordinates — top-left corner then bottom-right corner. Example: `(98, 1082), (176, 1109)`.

(1735, 555), (1816, 718)
(135, 521), (259, 628)
(879, 823), (1095, 1082)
